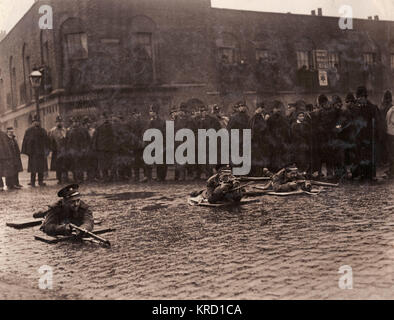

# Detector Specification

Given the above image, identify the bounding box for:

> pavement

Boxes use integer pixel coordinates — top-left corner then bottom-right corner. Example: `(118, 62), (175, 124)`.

(1, 157), (394, 300)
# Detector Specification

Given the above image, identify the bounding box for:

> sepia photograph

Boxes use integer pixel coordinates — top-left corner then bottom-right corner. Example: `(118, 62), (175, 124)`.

(0, 0), (394, 306)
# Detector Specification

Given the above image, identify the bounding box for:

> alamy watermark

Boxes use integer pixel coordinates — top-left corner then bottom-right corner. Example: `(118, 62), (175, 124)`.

(38, 265), (53, 290)
(338, 265), (353, 289)
(339, 5), (353, 30)
(143, 121), (252, 175)
(39, 5), (53, 30)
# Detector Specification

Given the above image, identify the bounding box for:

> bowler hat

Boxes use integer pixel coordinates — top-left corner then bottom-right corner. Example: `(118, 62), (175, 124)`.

(383, 90), (392, 102)
(345, 92), (356, 103)
(318, 94), (328, 105)
(356, 86), (368, 98)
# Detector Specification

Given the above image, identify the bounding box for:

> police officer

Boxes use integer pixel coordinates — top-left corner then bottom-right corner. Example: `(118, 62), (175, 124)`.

(40, 184), (94, 236)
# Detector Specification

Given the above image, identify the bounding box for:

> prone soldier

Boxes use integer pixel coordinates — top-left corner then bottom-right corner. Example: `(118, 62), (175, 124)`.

(205, 166), (244, 204)
(272, 165), (312, 193)
(40, 184), (94, 236)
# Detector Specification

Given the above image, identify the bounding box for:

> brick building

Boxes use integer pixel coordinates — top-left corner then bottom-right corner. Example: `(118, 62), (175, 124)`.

(1, 0), (394, 144)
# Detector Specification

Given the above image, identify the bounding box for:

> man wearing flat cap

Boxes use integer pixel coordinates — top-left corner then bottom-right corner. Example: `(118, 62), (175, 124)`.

(40, 184), (94, 236)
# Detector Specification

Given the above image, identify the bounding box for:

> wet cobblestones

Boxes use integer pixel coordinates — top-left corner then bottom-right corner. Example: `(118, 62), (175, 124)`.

(1, 172), (394, 300)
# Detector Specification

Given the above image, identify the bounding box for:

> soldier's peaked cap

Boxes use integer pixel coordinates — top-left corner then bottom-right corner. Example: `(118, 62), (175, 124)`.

(58, 184), (81, 200)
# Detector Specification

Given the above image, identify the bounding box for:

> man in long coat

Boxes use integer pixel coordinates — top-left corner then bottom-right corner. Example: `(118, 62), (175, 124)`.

(266, 100), (290, 172)
(0, 129), (15, 191)
(5, 127), (23, 189)
(21, 115), (50, 187)
(66, 117), (92, 183)
(144, 104), (167, 182)
(48, 116), (68, 184)
(92, 113), (115, 182)
(250, 102), (270, 175)
(352, 86), (381, 180)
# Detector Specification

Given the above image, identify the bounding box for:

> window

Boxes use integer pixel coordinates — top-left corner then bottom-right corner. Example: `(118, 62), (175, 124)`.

(135, 33), (152, 58)
(256, 49), (269, 62)
(328, 53), (340, 68)
(219, 47), (236, 64)
(217, 33), (239, 65)
(391, 54), (394, 70)
(66, 33), (88, 60)
(297, 51), (310, 69)
(363, 53), (375, 66)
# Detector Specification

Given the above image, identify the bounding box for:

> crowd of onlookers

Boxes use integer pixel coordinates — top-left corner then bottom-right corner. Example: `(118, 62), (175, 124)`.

(0, 85), (393, 191)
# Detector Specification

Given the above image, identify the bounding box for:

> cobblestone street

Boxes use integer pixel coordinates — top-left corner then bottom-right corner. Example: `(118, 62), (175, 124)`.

(1, 161), (394, 300)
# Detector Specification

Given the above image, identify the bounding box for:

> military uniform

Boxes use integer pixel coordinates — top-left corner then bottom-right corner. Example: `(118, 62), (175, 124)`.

(41, 184), (94, 236)
(272, 166), (311, 193)
(205, 167), (243, 204)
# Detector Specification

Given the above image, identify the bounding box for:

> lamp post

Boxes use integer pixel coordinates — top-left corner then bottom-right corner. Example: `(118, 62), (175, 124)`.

(29, 69), (43, 121)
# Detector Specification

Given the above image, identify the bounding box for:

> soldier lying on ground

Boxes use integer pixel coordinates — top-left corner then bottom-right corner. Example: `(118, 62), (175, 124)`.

(272, 165), (312, 193)
(40, 184), (94, 236)
(205, 166), (244, 204)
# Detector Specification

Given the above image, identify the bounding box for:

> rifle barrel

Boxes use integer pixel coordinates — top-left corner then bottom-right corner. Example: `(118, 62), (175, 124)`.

(70, 224), (111, 247)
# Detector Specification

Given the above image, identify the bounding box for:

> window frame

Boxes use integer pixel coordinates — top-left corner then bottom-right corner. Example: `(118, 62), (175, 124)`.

(66, 32), (89, 61)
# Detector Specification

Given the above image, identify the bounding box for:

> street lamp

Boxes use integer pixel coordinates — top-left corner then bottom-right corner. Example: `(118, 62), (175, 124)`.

(29, 69), (43, 121)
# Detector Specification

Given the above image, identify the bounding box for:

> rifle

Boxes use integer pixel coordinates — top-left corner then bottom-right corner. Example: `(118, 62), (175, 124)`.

(229, 182), (255, 192)
(238, 176), (271, 182)
(69, 223), (111, 247)
(296, 180), (339, 187)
